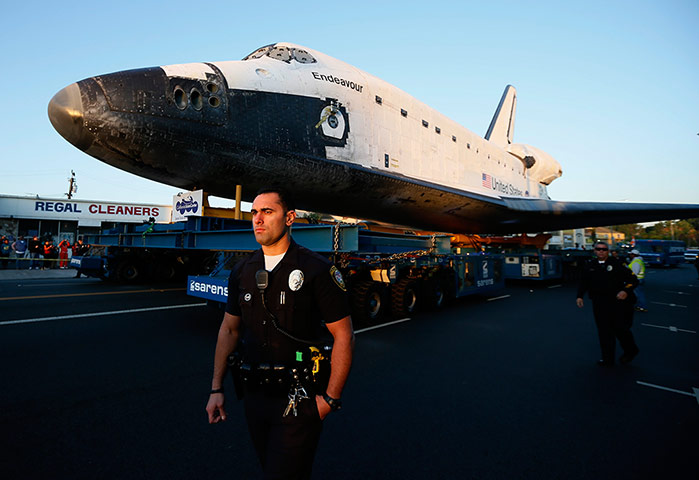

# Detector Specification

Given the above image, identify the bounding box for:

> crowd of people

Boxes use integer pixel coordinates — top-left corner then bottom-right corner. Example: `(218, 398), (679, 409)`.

(0, 234), (90, 270)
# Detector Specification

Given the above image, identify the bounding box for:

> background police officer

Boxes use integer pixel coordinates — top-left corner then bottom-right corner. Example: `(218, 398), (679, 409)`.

(627, 249), (647, 312)
(206, 188), (354, 479)
(576, 241), (639, 366)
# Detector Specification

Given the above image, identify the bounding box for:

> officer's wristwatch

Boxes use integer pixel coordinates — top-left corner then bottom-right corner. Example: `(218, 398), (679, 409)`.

(322, 393), (342, 411)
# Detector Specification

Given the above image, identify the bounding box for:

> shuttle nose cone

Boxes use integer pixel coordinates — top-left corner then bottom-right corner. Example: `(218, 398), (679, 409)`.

(48, 83), (93, 151)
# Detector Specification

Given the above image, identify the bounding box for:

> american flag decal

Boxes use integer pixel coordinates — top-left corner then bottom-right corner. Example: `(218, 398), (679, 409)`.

(482, 173), (491, 188)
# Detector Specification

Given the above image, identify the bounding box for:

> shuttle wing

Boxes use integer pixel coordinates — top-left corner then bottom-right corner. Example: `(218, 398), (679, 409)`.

(498, 197), (699, 232)
(293, 161), (699, 234)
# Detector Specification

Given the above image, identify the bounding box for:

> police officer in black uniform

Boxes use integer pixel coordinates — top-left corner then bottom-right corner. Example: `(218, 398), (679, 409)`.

(576, 241), (639, 366)
(206, 188), (354, 480)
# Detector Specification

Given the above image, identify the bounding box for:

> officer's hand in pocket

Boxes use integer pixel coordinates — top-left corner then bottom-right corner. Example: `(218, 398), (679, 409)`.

(315, 395), (330, 420)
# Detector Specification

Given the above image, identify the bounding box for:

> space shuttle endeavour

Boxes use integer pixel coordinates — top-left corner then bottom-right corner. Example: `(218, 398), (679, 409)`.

(48, 43), (699, 233)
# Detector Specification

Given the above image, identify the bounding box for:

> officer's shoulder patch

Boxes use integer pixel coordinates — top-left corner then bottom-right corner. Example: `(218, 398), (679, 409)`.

(330, 266), (346, 291)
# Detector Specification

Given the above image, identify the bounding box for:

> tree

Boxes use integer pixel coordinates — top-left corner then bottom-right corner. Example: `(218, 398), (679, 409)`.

(302, 212), (322, 224)
(611, 223), (644, 241)
(643, 220), (698, 245)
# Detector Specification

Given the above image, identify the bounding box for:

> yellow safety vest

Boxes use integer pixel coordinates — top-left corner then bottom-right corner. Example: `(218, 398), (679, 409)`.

(629, 257), (645, 279)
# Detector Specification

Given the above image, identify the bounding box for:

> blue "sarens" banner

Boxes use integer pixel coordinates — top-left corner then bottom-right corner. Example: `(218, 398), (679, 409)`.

(187, 275), (229, 303)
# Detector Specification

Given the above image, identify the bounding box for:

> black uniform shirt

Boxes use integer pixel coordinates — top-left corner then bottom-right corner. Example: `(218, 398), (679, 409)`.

(29, 239), (41, 254)
(577, 257), (638, 302)
(225, 238), (350, 364)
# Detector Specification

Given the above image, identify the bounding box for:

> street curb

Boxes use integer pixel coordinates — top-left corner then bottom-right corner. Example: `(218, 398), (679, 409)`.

(0, 269), (78, 280)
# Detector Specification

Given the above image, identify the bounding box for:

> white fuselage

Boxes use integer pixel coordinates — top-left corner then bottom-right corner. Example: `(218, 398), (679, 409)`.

(47, 44), (699, 234)
(162, 42), (560, 201)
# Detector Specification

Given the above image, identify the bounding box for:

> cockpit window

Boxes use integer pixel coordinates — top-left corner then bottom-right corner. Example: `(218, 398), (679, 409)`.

(268, 46), (292, 62)
(242, 45), (273, 61)
(242, 44), (316, 64)
(291, 49), (315, 64)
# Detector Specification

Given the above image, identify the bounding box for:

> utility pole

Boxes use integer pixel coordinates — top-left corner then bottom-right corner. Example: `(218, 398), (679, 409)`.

(65, 170), (77, 199)
(670, 220), (675, 240)
(610, 225), (615, 247)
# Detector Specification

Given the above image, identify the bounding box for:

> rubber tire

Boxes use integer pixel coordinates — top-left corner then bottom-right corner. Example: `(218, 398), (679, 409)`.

(352, 280), (385, 326)
(117, 260), (140, 282)
(423, 277), (446, 310)
(391, 278), (419, 318)
(155, 261), (177, 281)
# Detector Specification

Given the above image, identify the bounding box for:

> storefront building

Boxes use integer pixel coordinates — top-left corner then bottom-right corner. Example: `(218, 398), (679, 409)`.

(0, 194), (172, 244)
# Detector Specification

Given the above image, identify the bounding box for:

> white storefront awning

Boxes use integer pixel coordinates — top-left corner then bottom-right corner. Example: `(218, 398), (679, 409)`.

(0, 195), (172, 224)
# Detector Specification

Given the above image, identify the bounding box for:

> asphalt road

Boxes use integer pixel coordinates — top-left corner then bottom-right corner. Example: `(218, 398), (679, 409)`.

(1, 265), (697, 479)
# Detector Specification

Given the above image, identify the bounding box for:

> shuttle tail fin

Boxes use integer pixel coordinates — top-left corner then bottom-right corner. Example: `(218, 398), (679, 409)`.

(485, 85), (517, 148)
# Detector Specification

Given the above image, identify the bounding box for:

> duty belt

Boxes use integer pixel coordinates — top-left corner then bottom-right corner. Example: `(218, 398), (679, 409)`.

(241, 364), (310, 389)
(227, 346), (331, 396)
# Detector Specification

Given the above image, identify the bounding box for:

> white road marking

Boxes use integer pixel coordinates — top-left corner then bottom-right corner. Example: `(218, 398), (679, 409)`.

(1, 303), (209, 326)
(487, 295), (511, 302)
(651, 301), (687, 308)
(663, 290), (691, 295)
(637, 381), (697, 401)
(547, 285), (563, 289)
(354, 317), (411, 334)
(641, 323), (696, 334)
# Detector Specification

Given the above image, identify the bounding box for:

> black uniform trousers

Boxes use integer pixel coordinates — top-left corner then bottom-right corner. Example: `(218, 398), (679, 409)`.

(243, 389), (323, 480)
(591, 298), (638, 363)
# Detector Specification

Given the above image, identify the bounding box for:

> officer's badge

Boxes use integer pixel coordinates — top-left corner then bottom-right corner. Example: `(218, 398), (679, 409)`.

(288, 269), (304, 291)
(244, 293), (252, 302)
(330, 266), (346, 291)
(607, 265), (613, 272)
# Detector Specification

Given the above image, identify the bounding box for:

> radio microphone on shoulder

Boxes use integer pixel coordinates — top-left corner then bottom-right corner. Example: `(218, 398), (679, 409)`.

(255, 269), (268, 291)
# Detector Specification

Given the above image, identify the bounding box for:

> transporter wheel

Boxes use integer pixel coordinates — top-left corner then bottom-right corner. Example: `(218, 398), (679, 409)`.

(440, 268), (456, 303)
(200, 253), (219, 275)
(391, 278), (419, 318)
(352, 280), (385, 326)
(155, 260), (177, 281)
(423, 277), (446, 310)
(116, 260), (141, 282)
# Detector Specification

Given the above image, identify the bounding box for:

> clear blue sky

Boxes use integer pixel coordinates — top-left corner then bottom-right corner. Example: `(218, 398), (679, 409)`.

(1, 0), (697, 208)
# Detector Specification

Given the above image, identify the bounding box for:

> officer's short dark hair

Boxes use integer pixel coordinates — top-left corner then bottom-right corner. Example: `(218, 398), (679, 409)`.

(255, 187), (296, 213)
